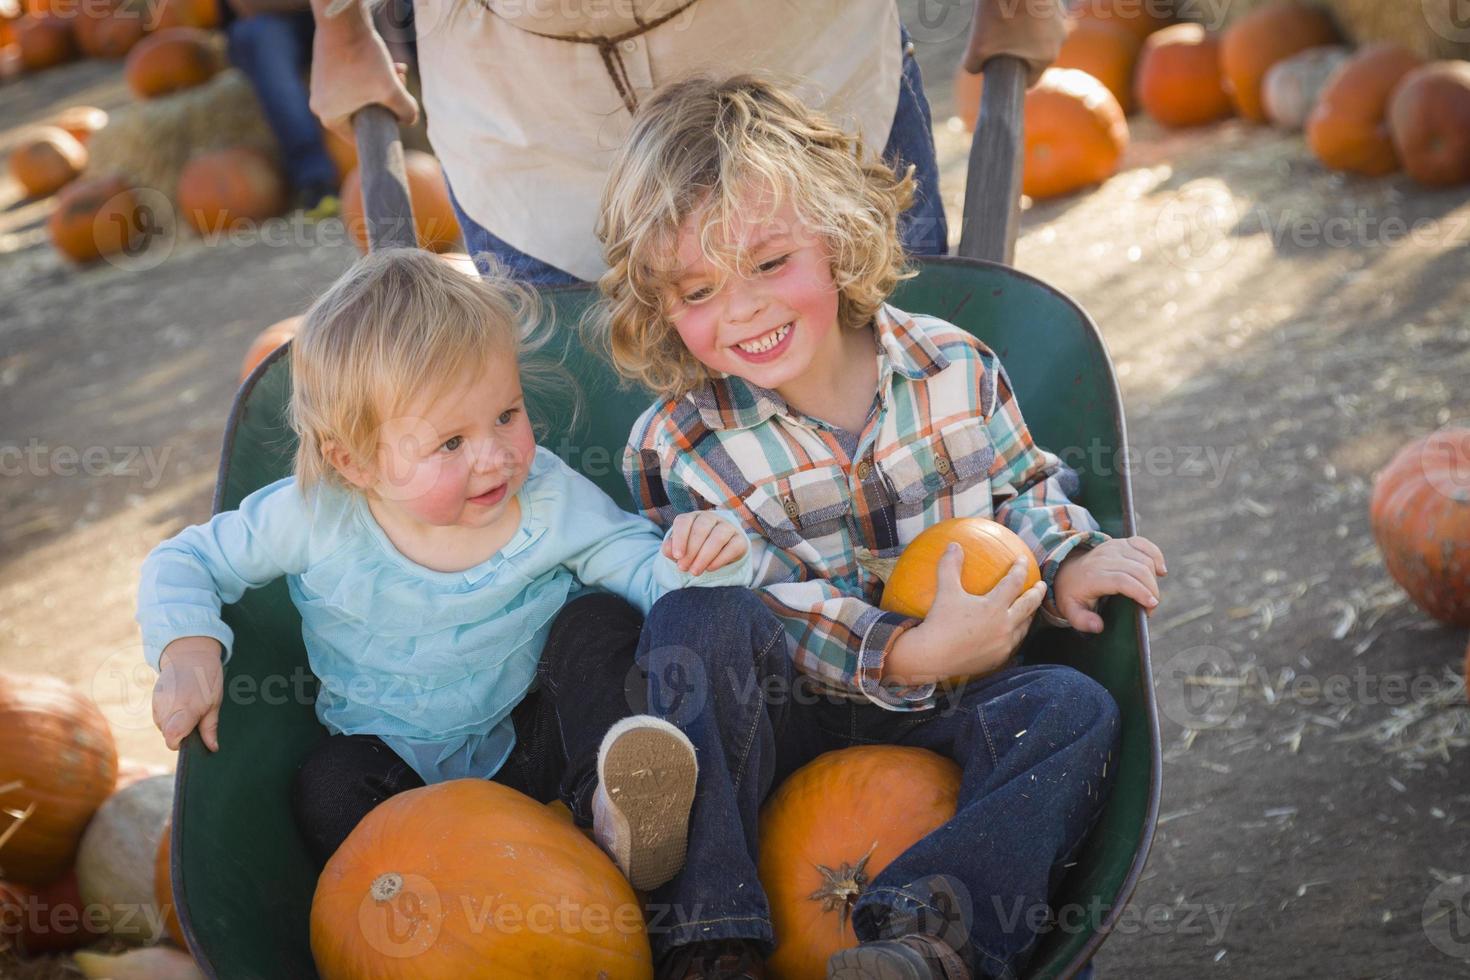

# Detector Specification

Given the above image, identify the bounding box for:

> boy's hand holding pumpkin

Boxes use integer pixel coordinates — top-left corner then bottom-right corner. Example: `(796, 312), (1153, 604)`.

(884, 548), (1047, 686)
(153, 638), (226, 753)
(1052, 536), (1167, 634)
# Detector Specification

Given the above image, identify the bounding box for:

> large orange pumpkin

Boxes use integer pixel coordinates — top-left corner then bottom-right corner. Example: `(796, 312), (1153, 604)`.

(9, 126), (86, 198)
(1055, 17), (1141, 113)
(323, 127), (357, 185)
(177, 147), (287, 234)
(74, 0), (147, 59)
(1219, 1), (1339, 123)
(1071, 0), (1171, 43)
(1370, 429), (1470, 626)
(1388, 61), (1470, 188)
(1307, 44), (1424, 176)
(759, 747), (961, 979)
(123, 27), (219, 98)
(311, 779), (651, 979)
(0, 674), (119, 886)
(16, 14), (74, 71)
(1022, 68), (1128, 200)
(1135, 23), (1231, 127)
(880, 517), (1041, 619)
(155, 817), (185, 947)
(48, 173), (143, 264)
(48, 105), (109, 145)
(146, 0), (217, 30)
(239, 315), (301, 382)
(340, 150), (461, 253)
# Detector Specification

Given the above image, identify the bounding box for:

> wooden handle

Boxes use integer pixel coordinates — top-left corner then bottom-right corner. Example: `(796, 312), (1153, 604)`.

(351, 105), (418, 251)
(957, 55), (1026, 266)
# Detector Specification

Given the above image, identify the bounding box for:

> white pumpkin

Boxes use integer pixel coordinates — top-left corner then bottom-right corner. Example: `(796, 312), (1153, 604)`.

(75, 773), (174, 945)
(1263, 45), (1351, 129)
(75, 947), (206, 980)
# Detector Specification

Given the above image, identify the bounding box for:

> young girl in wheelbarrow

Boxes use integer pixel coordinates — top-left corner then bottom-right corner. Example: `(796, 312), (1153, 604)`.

(594, 75), (1168, 980)
(135, 249), (788, 898)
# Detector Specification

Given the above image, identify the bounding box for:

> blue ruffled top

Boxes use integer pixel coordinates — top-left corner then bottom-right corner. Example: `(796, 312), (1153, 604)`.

(136, 448), (751, 783)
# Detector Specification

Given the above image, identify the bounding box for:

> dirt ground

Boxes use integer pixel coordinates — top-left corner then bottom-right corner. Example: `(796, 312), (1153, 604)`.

(3, 15), (1470, 979)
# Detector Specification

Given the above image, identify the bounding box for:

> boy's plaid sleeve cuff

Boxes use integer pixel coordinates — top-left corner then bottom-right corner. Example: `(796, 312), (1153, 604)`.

(857, 611), (936, 711)
(1039, 529), (1112, 627)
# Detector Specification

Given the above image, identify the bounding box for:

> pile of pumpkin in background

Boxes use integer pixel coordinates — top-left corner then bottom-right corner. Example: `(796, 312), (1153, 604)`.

(0, 673), (203, 979)
(1, 0), (461, 267)
(955, 0), (1470, 200)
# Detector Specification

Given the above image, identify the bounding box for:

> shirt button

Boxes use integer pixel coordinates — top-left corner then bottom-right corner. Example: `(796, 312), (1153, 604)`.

(621, 39), (637, 52)
(856, 461), (873, 480)
(783, 497), (800, 519)
(936, 455), (952, 475)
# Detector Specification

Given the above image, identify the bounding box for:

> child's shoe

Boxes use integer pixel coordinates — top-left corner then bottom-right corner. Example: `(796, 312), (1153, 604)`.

(826, 934), (970, 980)
(593, 715), (698, 891)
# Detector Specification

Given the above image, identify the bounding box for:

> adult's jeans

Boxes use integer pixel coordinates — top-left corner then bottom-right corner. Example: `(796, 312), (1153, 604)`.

(447, 24), (948, 284)
(226, 13), (338, 194)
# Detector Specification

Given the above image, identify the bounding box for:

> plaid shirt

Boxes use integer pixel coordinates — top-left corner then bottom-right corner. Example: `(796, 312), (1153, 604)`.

(624, 304), (1109, 711)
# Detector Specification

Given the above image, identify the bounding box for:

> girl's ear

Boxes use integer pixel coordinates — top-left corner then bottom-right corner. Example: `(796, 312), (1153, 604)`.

(324, 441), (374, 490)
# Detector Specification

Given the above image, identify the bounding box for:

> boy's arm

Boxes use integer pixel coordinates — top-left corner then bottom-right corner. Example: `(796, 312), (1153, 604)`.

(626, 443), (934, 711)
(553, 464), (752, 616)
(136, 478), (312, 670)
(982, 354), (1111, 617)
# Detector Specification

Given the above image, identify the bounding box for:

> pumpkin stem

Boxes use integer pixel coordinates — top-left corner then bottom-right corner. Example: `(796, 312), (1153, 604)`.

(808, 841), (879, 933)
(370, 872), (404, 903)
(0, 801), (35, 855)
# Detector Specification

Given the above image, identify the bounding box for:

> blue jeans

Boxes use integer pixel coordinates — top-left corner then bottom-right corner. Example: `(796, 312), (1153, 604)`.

(640, 589), (1120, 978)
(226, 13), (338, 193)
(448, 24), (948, 284)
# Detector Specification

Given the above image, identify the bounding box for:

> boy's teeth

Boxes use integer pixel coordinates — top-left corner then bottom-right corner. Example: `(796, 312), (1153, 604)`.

(737, 322), (791, 354)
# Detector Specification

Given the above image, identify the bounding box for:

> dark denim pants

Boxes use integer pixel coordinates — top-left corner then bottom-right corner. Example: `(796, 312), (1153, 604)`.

(640, 590), (1121, 980)
(225, 13), (338, 194)
(447, 24), (948, 284)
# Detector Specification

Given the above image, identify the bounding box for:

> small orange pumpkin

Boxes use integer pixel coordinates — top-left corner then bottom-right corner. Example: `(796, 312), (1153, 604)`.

(1055, 17), (1141, 113)
(760, 747), (961, 979)
(74, 0), (147, 59)
(177, 147), (287, 234)
(48, 173), (143, 263)
(1388, 61), (1470, 188)
(1307, 43), (1423, 176)
(123, 26), (219, 98)
(1135, 23), (1231, 127)
(1370, 429), (1470, 626)
(48, 105), (109, 145)
(9, 125), (86, 198)
(1219, 1), (1339, 123)
(339, 149), (461, 253)
(239, 315), (301, 383)
(310, 779), (652, 979)
(1021, 68), (1129, 200)
(880, 517), (1041, 619)
(16, 13), (74, 71)
(323, 127), (356, 185)
(0, 674), (119, 886)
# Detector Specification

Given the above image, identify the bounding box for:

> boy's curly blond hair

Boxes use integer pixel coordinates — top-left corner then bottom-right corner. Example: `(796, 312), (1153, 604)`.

(289, 248), (548, 493)
(591, 74), (917, 400)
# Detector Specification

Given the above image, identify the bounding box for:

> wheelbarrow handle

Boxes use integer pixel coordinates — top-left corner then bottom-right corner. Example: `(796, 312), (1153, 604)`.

(352, 104), (419, 251)
(957, 55), (1027, 267)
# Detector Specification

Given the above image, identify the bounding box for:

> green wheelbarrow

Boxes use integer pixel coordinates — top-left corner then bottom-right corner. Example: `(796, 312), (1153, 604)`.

(167, 56), (1161, 979)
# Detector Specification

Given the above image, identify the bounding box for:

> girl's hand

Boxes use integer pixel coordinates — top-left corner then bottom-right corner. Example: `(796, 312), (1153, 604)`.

(663, 513), (749, 576)
(1053, 536), (1168, 634)
(884, 549), (1047, 685)
(153, 638), (226, 752)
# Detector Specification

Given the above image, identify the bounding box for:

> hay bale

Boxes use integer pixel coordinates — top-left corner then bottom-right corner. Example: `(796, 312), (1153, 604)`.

(83, 69), (279, 200)
(1180, 0), (1470, 60)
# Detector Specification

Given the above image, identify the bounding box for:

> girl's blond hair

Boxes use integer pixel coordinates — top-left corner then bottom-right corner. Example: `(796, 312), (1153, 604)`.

(290, 248), (551, 492)
(590, 74), (917, 399)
